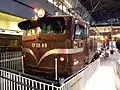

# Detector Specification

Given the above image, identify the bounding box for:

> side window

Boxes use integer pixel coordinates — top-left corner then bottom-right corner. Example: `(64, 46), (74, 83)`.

(0, 38), (6, 46)
(8, 40), (18, 46)
(75, 24), (84, 39)
(84, 28), (89, 38)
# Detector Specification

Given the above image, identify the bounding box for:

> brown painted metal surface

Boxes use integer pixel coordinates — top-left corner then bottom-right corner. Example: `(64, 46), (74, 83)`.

(21, 16), (97, 77)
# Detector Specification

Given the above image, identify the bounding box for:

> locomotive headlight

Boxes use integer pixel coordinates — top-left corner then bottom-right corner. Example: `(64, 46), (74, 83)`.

(38, 8), (45, 17)
(45, 43), (47, 48)
(60, 57), (64, 62)
(42, 43), (44, 48)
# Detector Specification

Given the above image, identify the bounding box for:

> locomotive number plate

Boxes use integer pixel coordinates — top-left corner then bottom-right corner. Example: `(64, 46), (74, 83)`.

(32, 43), (47, 48)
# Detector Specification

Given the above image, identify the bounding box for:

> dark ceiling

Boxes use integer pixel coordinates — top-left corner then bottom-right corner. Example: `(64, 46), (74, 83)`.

(79, 0), (120, 24)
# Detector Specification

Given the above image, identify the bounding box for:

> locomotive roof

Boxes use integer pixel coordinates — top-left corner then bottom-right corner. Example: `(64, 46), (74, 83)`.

(18, 15), (89, 30)
(40, 15), (85, 22)
(42, 15), (89, 27)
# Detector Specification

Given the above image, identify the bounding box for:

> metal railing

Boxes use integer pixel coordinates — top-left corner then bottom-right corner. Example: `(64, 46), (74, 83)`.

(0, 49), (100, 90)
(0, 51), (23, 72)
(0, 68), (83, 90)
(0, 69), (61, 90)
(0, 59), (100, 90)
(116, 59), (120, 77)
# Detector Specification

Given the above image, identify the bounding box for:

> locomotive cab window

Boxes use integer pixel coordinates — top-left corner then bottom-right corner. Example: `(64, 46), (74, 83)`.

(18, 17), (66, 36)
(0, 38), (6, 46)
(38, 17), (66, 35)
(75, 24), (87, 40)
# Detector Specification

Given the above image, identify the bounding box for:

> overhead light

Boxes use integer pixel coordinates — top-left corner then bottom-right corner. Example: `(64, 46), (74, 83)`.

(45, 43), (47, 48)
(42, 43), (45, 48)
(38, 8), (45, 17)
(116, 34), (120, 38)
(64, 0), (72, 8)
(47, 0), (52, 3)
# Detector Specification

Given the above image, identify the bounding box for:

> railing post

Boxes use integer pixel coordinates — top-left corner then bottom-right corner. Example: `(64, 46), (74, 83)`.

(21, 56), (24, 73)
(0, 70), (3, 90)
(55, 58), (58, 80)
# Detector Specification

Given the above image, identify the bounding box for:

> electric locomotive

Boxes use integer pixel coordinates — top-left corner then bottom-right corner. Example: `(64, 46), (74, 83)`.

(18, 10), (98, 79)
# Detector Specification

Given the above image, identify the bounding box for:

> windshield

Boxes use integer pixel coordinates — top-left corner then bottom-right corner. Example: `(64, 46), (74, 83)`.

(74, 24), (88, 40)
(37, 17), (66, 35)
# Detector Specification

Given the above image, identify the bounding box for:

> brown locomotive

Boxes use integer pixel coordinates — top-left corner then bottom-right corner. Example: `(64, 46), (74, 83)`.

(18, 15), (99, 78)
